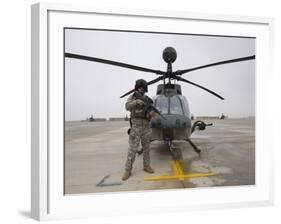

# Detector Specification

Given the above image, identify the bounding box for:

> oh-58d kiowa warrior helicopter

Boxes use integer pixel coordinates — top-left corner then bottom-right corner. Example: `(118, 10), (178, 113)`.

(65, 47), (255, 158)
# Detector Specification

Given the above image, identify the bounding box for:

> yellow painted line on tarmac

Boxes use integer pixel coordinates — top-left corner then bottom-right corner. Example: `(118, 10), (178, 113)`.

(172, 160), (180, 175)
(172, 160), (184, 181)
(144, 160), (213, 182)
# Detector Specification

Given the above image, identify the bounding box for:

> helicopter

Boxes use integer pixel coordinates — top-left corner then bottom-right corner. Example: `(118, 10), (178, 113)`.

(65, 47), (255, 157)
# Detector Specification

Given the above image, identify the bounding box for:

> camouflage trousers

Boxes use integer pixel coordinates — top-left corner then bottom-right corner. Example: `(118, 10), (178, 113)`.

(125, 118), (152, 172)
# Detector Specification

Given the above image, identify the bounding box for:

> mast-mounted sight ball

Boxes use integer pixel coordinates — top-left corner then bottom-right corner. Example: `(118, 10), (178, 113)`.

(162, 47), (177, 63)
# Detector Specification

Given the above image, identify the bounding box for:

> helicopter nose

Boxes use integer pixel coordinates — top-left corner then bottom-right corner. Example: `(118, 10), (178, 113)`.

(150, 115), (191, 129)
(162, 47), (177, 63)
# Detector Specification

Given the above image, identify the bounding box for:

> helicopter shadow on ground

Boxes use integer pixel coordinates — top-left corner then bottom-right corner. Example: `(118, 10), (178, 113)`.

(182, 140), (233, 188)
(150, 140), (214, 165)
(150, 139), (233, 188)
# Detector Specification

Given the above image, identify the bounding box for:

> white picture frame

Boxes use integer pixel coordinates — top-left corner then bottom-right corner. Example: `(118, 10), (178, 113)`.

(31, 2), (274, 221)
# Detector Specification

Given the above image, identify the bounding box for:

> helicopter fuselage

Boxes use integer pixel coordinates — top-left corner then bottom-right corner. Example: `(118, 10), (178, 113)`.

(150, 84), (192, 142)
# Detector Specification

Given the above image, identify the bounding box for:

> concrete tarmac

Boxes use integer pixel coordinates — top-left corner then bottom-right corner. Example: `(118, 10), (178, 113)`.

(64, 118), (255, 194)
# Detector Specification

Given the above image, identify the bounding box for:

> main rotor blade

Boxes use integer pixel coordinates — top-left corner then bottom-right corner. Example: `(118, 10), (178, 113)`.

(147, 76), (165, 86)
(176, 76), (224, 100)
(120, 76), (165, 98)
(177, 55), (255, 75)
(120, 89), (135, 98)
(65, 53), (165, 75)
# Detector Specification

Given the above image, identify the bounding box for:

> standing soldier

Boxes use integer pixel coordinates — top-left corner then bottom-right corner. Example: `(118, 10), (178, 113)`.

(122, 79), (155, 181)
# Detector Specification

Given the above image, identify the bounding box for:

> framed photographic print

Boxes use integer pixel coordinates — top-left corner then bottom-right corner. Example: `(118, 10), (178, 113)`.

(31, 2), (274, 221)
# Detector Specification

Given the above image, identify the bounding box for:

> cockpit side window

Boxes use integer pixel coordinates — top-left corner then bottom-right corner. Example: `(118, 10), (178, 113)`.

(170, 96), (184, 115)
(154, 96), (168, 114)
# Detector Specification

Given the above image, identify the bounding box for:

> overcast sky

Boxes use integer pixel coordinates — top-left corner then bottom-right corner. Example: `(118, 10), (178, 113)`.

(65, 28), (255, 121)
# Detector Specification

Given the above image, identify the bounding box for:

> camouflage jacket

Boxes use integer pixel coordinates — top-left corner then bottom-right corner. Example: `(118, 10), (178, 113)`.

(126, 92), (152, 119)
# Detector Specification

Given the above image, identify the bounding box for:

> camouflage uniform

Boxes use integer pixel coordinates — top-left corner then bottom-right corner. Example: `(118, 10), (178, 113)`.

(124, 93), (152, 172)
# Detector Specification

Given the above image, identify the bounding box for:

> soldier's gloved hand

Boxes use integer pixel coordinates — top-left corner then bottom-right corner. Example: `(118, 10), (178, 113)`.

(149, 110), (156, 117)
(147, 110), (156, 120)
(134, 99), (144, 109)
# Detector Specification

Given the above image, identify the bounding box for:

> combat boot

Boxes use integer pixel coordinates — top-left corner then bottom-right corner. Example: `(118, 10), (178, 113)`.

(122, 170), (131, 181)
(143, 166), (154, 173)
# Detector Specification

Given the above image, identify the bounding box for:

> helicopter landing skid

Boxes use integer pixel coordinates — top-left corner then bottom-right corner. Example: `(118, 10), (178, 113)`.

(186, 139), (201, 156)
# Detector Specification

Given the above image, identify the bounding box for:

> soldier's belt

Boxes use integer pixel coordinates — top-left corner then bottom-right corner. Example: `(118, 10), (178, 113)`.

(131, 117), (150, 123)
(131, 116), (147, 119)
